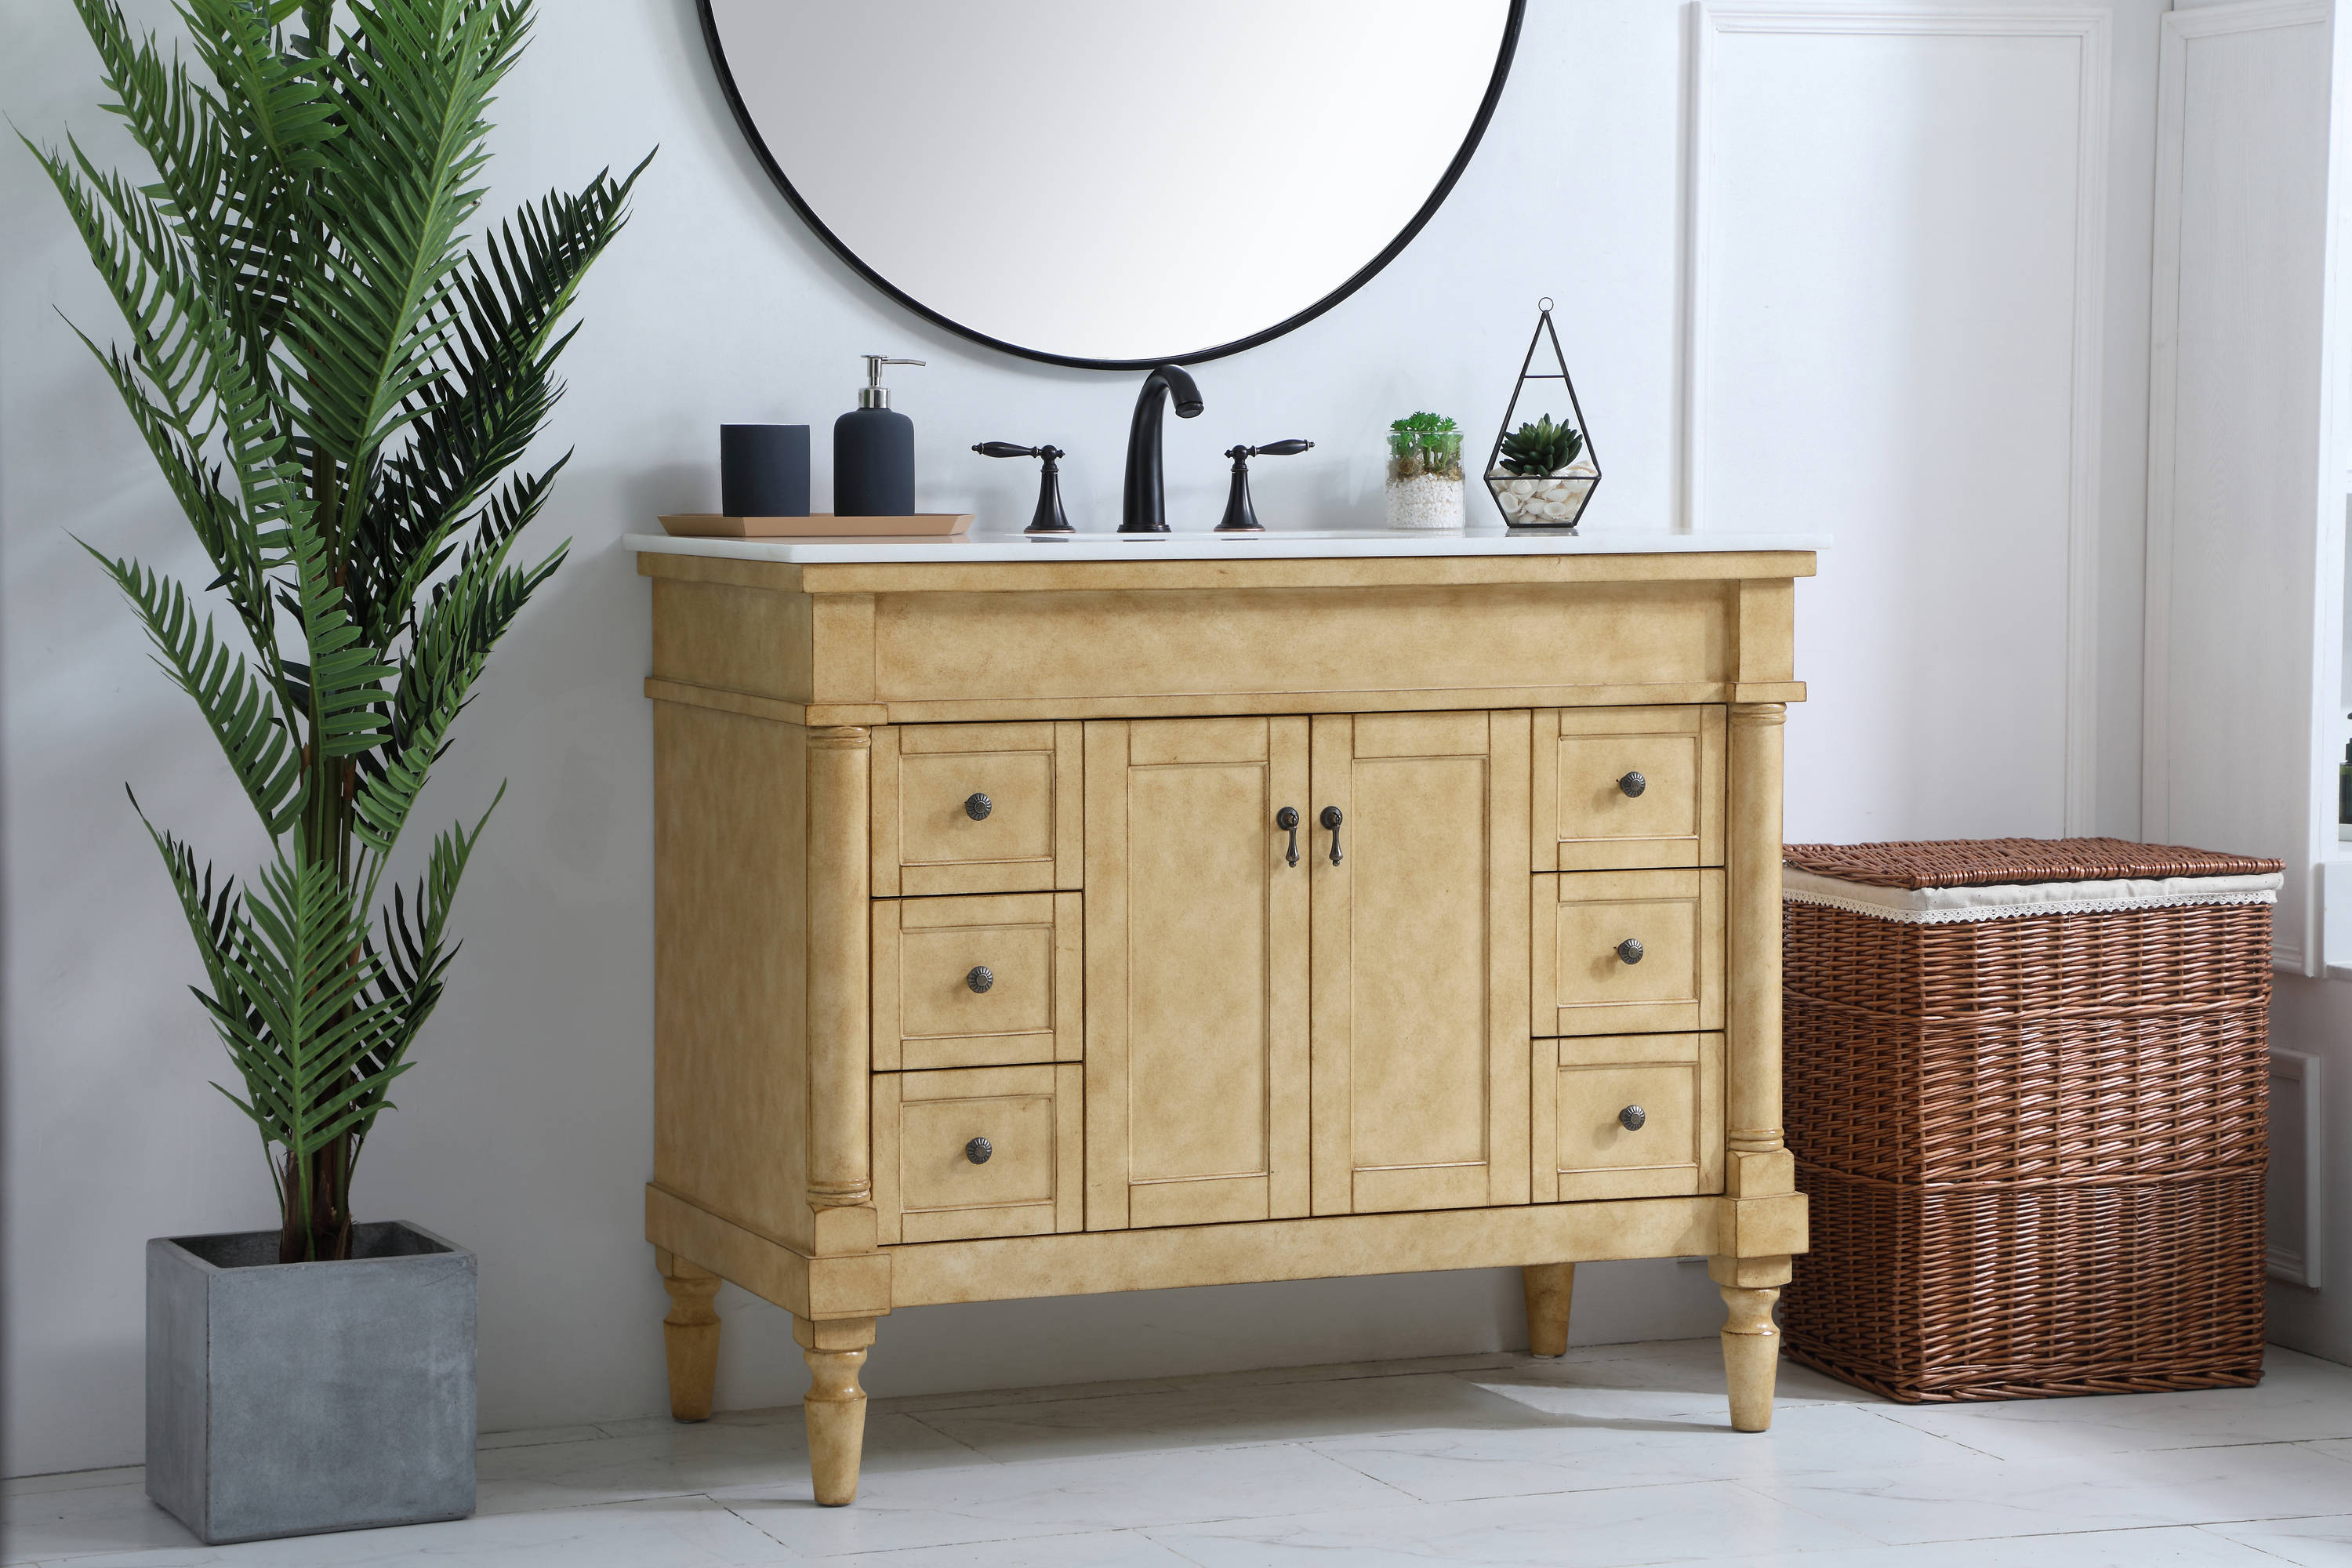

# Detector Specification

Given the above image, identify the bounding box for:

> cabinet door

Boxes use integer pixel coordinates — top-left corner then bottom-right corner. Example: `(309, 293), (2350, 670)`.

(1310, 711), (1531, 1214)
(1084, 717), (1309, 1229)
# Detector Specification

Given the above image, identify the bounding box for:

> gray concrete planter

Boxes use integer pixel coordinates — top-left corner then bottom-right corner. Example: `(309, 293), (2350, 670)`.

(147, 1220), (476, 1544)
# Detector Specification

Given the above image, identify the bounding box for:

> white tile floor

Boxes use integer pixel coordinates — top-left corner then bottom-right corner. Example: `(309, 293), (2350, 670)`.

(12, 1338), (2352, 1566)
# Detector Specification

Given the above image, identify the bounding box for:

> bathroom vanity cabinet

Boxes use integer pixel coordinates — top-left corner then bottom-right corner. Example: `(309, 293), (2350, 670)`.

(631, 531), (1817, 1504)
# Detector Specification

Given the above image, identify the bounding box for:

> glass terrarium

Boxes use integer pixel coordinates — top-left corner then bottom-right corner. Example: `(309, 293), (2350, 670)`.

(1385, 412), (1465, 529)
(1484, 299), (1601, 529)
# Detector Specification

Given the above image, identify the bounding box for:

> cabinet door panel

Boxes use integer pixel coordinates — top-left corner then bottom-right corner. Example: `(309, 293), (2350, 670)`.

(1310, 711), (1531, 1214)
(1084, 717), (1309, 1229)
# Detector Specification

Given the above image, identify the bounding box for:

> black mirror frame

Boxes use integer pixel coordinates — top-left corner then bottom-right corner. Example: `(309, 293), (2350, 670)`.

(695, 0), (1526, 372)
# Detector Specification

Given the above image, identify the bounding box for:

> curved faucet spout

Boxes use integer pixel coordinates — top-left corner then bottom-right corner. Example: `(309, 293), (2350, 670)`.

(1120, 364), (1204, 533)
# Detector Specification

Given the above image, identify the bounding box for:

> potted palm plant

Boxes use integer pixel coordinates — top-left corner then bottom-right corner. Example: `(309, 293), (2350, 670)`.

(28, 0), (647, 1544)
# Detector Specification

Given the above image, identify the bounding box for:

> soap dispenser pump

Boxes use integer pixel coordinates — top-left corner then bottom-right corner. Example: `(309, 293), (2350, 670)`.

(835, 354), (924, 516)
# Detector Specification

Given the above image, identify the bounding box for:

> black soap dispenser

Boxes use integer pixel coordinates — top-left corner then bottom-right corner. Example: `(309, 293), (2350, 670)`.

(835, 355), (924, 516)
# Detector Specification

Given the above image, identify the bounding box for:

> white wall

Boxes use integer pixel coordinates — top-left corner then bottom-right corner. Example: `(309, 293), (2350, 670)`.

(1, 0), (2170, 1475)
(1691, 8), (2140, 844)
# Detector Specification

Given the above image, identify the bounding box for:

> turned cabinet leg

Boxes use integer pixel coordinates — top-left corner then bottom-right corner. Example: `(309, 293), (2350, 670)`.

(796, 1316), (877, 1506)
(655, 1249), (721, 1422)
(1522, 1263), (1575, 1357)
(1715, 1272), (1785, 1433)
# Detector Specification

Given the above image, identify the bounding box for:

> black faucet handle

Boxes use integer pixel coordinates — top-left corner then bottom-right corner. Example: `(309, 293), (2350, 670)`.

(1222, 440), (1314, 469)
(1216, 440), (1316, 532)
(975, 442), (1074, 534)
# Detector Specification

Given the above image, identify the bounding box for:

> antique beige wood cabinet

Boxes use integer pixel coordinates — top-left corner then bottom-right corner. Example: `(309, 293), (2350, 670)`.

(632, 532), (1817, 1504)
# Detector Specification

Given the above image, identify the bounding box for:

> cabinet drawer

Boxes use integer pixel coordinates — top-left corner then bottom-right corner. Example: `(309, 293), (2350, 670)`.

(872, 892), (1080, 1070)
(1534, 869), (1723, 1036)
(1533, 706), (1723, 871)
(873, 722), (1080, 896)
(873, 1064), (1083, 1243)
(1534, 1033), (1724, 1200)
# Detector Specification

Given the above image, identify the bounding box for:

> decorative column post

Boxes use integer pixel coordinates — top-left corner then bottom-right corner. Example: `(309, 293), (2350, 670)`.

(1724, 702), (1786, 1166)
(1713, 699), (1791, 1432)
(805, 727), (873, 1216)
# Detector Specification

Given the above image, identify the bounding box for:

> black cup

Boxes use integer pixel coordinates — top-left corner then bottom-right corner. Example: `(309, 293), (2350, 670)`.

(720, 425), (811, 517)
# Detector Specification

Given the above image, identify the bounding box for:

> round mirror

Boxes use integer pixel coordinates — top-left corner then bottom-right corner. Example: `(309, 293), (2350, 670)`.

(700, 1), (1523, 369)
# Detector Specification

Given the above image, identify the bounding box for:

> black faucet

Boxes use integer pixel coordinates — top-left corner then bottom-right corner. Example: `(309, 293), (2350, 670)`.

(1120, 364), (1203, 533)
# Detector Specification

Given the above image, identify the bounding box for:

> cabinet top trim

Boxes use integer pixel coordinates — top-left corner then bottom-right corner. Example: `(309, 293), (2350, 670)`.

(633, 543), (1820, 596)
(628, 529), (1829, 569)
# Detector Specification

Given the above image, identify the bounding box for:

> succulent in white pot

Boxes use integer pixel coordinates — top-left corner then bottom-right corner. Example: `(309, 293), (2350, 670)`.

(1487, 414), (1597, 528)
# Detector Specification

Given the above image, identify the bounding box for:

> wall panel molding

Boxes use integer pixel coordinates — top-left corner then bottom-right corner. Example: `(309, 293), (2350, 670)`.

(1686, 4), (2111, 835)
(2270, 1046), (2324, 1290)
(2140, 0), (2330, 972)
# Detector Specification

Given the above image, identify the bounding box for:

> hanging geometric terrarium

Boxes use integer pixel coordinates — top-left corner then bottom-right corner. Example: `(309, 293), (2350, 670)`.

(1484, 298), (1601, 529)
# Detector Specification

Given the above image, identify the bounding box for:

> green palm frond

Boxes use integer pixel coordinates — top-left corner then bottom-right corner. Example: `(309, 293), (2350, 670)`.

(286, 506), (394, 760)
(27, 139), (210, 426)
(283, 0), (514, 477)
(182, 0), (338, 175)
(90, 552), (304, 834)
(50, 0), (646, 1259)
(352, 514), (560, 851)
(351, 158), (646, 638)
(208, 849), (411, 1229)
(346, 789), (499, 1151)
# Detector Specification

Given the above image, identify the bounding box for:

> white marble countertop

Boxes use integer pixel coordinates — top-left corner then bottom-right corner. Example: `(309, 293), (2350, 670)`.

(623, 527), (1828, 564)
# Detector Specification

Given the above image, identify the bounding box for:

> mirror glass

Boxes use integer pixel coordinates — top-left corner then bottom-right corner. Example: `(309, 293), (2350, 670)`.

(702, 1), (1521, 368)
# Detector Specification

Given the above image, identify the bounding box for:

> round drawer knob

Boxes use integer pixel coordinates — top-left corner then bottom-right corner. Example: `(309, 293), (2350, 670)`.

(964, 792), (993, 821)
(1617, 771), (1646, 798)
(965, 1136), (993, 1165)
(965, 964), (995, 994)
(1616, 938), (1645, 965)
(1618, 1105), (1646, 1132)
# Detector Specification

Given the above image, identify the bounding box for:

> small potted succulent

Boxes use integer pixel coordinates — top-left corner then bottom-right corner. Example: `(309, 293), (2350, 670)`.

(1488, 414), (1598, 528)
(1385, 412), (1466, 529)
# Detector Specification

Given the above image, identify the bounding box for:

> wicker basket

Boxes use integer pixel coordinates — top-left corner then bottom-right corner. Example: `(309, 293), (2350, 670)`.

(1780, 837), (2281, 1403)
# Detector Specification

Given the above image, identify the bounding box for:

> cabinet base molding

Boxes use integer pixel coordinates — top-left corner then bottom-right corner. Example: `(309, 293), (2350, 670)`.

(888, 1196), (1767, 1306)
(645, 1185), (891, 1322)
(649, 1185), (1803, 1318)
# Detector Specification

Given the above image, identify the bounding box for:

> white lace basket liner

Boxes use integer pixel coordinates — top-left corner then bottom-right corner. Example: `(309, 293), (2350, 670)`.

(1782, 866), (2280, 925)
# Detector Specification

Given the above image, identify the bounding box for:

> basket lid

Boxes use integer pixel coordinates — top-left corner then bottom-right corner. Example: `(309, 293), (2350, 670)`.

(1781, 837), (2283, 891)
